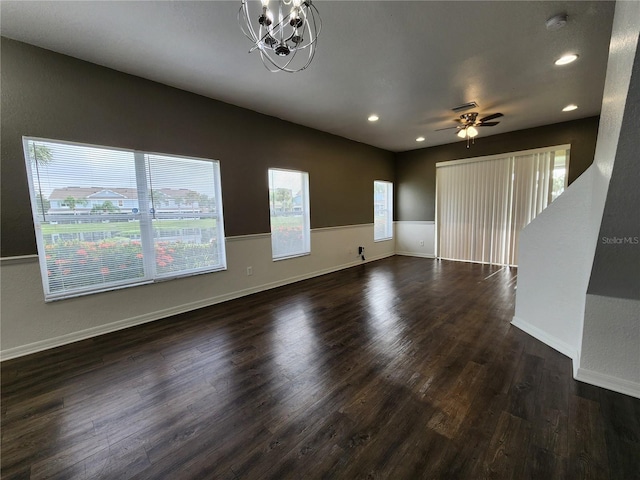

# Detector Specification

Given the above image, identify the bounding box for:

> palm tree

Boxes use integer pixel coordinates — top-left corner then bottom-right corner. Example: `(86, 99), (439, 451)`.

(35, 193), (51, 216)
(90, 201), (119, 214)
(28, 143), (53, 165)
(28, 142), (54, 221)
(185, 191), (200, 213)
(63, 196), (88, 213)
(174, 196), (184, 213)
(271, 188), (293, 212)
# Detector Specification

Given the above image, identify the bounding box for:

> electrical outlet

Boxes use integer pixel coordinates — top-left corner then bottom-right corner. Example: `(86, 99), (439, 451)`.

(246, 266), (253, 276)
(420, 240), (424, 246)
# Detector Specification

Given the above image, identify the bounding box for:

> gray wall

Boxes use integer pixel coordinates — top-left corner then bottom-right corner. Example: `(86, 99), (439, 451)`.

(1, 38), (395, 257)
(395, 117), (600, 222)
(588, 45), (640, 301)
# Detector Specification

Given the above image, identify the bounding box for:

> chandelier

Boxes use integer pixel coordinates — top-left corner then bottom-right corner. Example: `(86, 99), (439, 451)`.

(238, 0), (321, 73)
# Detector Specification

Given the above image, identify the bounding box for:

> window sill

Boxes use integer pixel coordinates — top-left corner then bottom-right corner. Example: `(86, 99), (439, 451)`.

(374, 237), (393, 243)
(272, 252), (310, 262)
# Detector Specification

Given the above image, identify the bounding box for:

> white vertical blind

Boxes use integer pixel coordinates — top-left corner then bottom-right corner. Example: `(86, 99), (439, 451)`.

(437, 157), (512, 265)
(509, 151), (555, 265)
(23, 137), (226, 301)
(436, 146), (569, 266)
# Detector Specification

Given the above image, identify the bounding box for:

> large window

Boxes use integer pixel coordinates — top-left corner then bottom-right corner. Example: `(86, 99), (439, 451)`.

(268, 168), (310, 259)
(374, 180), (393, 241)
(436, 145), (569, 266)
(24, 137), (226, 301)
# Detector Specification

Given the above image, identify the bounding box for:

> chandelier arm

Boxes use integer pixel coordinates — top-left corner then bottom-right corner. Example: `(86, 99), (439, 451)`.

(260, 47), (303, 73)
(260, 45), (310, 73)
(238, 1), (261, 43)
(260, 40), (299, 71)
(259, 50), (285, 72)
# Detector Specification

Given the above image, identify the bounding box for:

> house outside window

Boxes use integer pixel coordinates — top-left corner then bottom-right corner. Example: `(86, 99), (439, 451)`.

(24, 137), (226, 301)
(374, 180), (393, 241)
(268, 168), (310, 260)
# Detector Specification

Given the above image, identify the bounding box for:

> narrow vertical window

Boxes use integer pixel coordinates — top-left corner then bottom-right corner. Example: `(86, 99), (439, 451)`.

(374, 180), (393, 241)
(23, 137), (226, 301)
(268, 168), (310, 259)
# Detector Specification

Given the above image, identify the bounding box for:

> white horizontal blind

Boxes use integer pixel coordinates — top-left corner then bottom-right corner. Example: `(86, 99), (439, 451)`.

(374, 181), (393, 241)
(23, 137), (226, 301)
(436, 146), (569, 266)
(268, 168), (310, 259)
(145, 154), (225, 277)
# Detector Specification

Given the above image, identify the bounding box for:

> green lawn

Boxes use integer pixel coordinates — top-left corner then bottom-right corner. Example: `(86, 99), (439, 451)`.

(270, 215), (304, 228)
(41, 218), (216, 236)
(41, 214), (303, 238)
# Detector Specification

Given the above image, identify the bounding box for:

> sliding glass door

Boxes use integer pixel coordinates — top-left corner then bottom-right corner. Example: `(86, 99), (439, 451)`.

(436, 145), (569, 266)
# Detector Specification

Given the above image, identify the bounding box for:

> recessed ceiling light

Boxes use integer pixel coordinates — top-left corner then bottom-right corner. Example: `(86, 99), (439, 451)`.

(555, 54), (578, 66)
(562, 104), (578, 112)
(368, 114), (379, 122)
(416, 136), (425, 142)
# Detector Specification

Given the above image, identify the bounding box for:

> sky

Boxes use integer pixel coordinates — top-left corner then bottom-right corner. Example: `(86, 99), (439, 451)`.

(26, 139), (219, 198)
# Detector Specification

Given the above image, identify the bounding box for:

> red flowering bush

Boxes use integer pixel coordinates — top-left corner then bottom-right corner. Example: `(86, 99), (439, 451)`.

(272, 225), (303, 257)
(44, 239), (220, 293)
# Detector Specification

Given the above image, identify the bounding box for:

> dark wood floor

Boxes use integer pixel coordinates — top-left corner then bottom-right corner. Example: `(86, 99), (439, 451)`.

(2, 257), (639, 479)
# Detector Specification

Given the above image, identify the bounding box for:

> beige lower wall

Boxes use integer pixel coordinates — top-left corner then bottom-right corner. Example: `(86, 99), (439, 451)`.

(0, 224), (395, 360)
(394, 221), (436, 258)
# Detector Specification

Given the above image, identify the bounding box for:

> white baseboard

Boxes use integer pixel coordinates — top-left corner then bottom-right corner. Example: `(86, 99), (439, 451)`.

(510, 316), (578, 361)
(0, 252), (393, 361)
(512, 316), (640, 399)
(575, 367), (640, 399)
(395, 251), (436, 259)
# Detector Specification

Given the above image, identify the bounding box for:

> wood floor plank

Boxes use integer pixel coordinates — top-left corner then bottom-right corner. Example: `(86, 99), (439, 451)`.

(568, 395), (611, 479)
(2, 256), (638, 479)
(478, 410), (532, 479)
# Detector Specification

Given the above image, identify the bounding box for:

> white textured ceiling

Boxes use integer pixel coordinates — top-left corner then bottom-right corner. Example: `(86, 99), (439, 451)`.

(0, 1), (615, 152)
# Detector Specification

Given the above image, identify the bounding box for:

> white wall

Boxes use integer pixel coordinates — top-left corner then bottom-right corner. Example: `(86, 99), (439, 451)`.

(0, 224), (395, 360)
(511, 170), (595, 361)
(394, 221), (436, 258)
(578, 295), (640, 398)
(513, 0), (640, 398)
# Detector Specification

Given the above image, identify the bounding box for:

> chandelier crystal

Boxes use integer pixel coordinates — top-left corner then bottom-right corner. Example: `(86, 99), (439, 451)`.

(238, 0), (322, 73)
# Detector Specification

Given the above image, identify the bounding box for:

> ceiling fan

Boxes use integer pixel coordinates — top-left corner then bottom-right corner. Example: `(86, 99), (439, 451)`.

(436, 112), (504, 147)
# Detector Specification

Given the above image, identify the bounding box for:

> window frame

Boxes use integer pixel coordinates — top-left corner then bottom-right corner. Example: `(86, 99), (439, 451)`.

(267, 168), (311, 261)
(23, 136), (227, 301)
(374, 180), (394, 242)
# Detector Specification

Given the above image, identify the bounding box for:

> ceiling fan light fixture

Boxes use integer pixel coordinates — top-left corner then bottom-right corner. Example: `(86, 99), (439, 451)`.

(457, 129), (467, 139)
(555, 54), (578, 66)
(467, 126), (479, 137)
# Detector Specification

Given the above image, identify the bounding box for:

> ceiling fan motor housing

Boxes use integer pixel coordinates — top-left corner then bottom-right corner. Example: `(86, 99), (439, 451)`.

(460, 112), (479, 124)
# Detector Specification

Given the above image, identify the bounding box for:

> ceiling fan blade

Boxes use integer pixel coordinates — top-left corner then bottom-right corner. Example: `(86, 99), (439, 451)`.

(479, 113), (503, 122)
(435, 126), (460, 131)
(477, 121), (500, 127)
